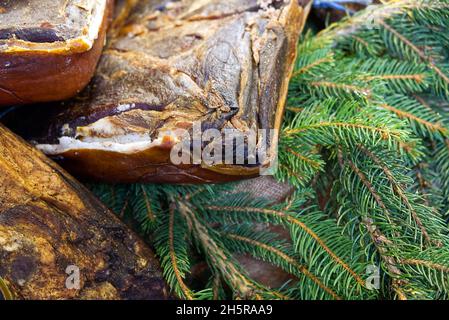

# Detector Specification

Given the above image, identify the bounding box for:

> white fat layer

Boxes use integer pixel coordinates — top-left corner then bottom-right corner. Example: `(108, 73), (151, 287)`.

(76, 117), (128, 138)
(37, 135), (157, 155)
(81, 133), (149, 144)
(116, 103), (135, 112)
(36, 130), (184, 155)
(80, 0), (108, 48)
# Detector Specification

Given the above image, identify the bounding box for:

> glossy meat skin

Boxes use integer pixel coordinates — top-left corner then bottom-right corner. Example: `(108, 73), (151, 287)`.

(25, 0), (311, 183)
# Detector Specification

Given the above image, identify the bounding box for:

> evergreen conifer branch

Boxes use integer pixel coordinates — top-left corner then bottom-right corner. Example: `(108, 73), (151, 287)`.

(89, 0), (449, 300)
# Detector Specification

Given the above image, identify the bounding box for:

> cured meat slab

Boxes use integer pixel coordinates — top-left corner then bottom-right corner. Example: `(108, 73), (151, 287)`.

(0, 0), (113, 107)
(0, 124), (168, 299)
(14, 0), (311, 183)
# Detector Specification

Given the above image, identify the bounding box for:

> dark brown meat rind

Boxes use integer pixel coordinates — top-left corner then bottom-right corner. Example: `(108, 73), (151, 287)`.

(0, 124), (168, 300)
(28, 0), (311, 183)
(0, 0), (114, 107)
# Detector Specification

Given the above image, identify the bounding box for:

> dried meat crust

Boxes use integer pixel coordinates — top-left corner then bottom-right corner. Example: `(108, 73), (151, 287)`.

(26, 0), (311, 183)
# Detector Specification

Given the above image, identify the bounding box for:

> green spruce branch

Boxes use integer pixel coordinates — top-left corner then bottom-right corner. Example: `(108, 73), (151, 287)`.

(90, 0), (449, 300)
